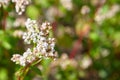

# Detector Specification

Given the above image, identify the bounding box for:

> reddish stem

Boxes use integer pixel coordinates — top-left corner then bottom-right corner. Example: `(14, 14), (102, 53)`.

(69, 1), (105, 59)
(69, 34), (83, 59)
(51, 21), (57, 32)
(2, 10), (8, 30)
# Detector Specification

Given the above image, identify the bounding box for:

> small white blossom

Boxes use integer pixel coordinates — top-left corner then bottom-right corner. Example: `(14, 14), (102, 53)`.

(23, 48), (32, 58)
(11, 54), (21, 62)
(19, 57), (26, 66)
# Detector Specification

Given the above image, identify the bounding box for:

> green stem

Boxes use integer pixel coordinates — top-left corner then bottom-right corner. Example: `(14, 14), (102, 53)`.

(16, 64), (30, 80)
(16, 58), (42, 80)
(42, 75), (48, 80)
(32, 59), (42, 66)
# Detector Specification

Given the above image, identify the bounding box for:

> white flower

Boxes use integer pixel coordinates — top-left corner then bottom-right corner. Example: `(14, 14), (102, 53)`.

(27, 56), (35, 63)
(42, 42), (48, 49)
(23, 48), (32, 58)
(22, 32), (27, 39)
(41, 48), (46, 54)
(60, 0), (73, 10)
(12, 0), (31, 15)
(25, 18), (37, 32)
(19, 57), (26, 66)
(11, 54), (21, 62)
(95, 4), (120, 24)
(0, 0), (10, 7)
(11, 18), (57, 66)
(81, 5), (90, 15)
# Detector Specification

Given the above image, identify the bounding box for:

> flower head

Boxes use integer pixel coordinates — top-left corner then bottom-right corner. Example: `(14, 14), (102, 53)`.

(11, 18), (57, 66)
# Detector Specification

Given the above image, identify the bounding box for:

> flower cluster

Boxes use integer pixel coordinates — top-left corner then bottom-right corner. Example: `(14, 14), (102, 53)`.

(95, 4), (120, 24)
(12, 0), (31, 15)
(0, 0), (9, 7)
(11, 18), (57, 66)
(50, 53), (78, 70)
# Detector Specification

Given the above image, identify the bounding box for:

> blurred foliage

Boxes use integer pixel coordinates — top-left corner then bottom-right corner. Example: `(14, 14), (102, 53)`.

(0, 0), (120, 80)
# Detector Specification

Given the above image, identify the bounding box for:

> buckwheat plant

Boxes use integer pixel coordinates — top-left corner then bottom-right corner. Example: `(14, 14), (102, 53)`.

(12, 0), (31, 15)
(11, 18), (57, 80)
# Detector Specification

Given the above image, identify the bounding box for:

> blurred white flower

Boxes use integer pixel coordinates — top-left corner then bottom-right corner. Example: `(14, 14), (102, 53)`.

(100, 48), (110, 57)
(81, 5), (90, 15)
(60, 0), (73, 10)
(45, 6), (64, 22)
(14, 17), (26, 27)
(50, 53), (78, 70)
(13, 30), (24, 38)
(95, 4), (120, 24)
(0, 0), (10, 7)
(12, 0), (31, 15)
(80, 55), (92, 69)
(91, 0), (106, 6)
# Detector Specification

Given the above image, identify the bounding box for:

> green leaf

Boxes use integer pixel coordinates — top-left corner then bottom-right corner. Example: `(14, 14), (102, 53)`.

(0, 68), (8, 80)
(26, 5), (40, 19)
(101, 5), (109, 14)
(42, 58), (52, 68)
(39, 0), (51, 8)
(2, 41), (11, 49)
(30, 66), (42, 75)
(89, 32), (99, 42)
(0, 30), (12, 49)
